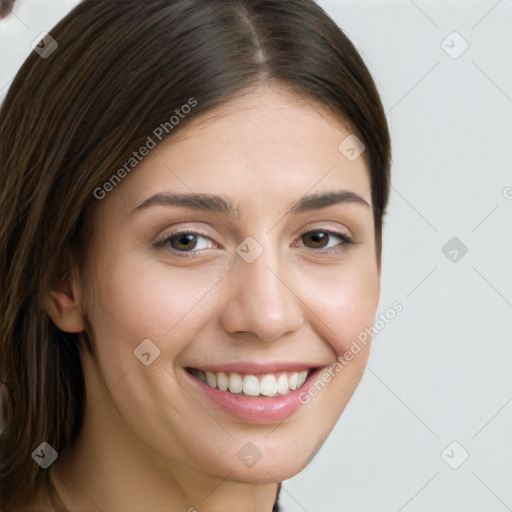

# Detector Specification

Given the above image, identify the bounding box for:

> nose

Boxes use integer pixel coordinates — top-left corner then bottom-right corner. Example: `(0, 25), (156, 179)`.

(219, 243), (304, 342)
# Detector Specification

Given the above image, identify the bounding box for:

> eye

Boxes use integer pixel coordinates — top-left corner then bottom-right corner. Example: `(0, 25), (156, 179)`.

(300, 230), (352, 250)
(155, 231), (215, 253)
(154, 228), (353, 256)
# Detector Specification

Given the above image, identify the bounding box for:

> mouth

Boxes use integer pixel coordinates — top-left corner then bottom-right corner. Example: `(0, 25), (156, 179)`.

(184, 363), (325, 422)
(186, 367), (313, 398)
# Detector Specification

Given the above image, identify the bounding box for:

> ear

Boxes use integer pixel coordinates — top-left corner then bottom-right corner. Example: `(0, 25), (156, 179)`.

(45, 268), (85, 333)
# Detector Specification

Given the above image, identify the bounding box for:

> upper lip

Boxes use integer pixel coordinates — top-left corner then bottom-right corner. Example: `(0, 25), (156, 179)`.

(186, 361), (326, 374)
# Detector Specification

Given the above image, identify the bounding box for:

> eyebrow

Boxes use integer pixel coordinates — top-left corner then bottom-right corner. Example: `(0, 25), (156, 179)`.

(133, 189), (370, 216)
(288, 190), (370, 213)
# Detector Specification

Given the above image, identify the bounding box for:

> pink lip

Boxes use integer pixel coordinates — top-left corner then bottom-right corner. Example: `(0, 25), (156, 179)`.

(189, 361), (321, 374)
(185, 367), (323, 423)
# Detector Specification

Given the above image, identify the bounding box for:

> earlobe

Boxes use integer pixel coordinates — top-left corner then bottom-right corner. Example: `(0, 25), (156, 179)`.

(45, 271), (85, 333)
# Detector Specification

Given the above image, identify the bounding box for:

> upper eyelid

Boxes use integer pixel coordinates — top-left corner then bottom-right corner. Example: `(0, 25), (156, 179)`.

(154, 228), (215, 246)
(157, 221), (351, 236)
(156, 226), (349, 239)
(154, 227), (351, 251)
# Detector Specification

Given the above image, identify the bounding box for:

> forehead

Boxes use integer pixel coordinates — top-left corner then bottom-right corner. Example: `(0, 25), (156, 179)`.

(101, 85), (372, 215)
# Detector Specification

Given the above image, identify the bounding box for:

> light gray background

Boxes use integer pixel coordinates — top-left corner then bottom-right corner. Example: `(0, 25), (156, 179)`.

(1, 1), (511, 511)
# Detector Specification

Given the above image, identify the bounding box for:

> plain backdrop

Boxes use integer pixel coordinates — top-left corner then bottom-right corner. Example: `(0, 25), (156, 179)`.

(1, 1), (512, 511)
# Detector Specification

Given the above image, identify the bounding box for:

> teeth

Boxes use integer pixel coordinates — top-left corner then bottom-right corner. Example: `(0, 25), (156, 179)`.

(192, 369), (310, 397)
(217, 371), (229, 391)
(277, 373), (289, 395)
(243, 375), (260, 396)
(205, 371), (216, 388)
(229, 373), (243, 394)
(259, 374), (278, 397)
(297, 370), (308, 388)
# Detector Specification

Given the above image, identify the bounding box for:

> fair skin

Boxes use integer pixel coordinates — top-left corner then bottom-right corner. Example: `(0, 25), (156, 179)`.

(42, 85), (380, 512)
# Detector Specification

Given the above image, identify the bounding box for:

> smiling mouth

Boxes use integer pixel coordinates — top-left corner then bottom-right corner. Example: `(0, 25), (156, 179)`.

(186, 368), (313, 397)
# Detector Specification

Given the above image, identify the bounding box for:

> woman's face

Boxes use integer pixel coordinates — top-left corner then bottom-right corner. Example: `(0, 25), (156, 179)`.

(80, 86), (380, 485)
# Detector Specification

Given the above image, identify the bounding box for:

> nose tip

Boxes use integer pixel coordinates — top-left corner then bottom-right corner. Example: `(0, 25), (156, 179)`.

(219, 255), (304, 342)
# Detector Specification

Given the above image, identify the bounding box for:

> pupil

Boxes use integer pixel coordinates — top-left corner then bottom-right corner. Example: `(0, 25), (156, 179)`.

(307, 232), (327, 248)
(172, 234), (197, 250)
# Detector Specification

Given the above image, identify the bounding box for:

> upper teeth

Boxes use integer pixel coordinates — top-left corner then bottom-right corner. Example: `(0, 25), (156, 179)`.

(192, 369), (309, 397)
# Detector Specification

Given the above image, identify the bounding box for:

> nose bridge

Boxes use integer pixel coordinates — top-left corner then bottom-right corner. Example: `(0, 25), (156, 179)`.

(219, 237), (304, 342)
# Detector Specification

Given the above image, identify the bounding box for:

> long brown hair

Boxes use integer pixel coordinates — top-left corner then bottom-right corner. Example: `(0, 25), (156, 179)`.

(0, 1), (391, 509)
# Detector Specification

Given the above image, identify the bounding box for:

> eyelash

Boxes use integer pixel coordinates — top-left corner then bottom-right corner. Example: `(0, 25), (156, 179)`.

(153, 228), (354, 257)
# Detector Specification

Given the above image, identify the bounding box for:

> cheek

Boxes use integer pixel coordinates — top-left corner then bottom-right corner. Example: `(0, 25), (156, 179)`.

(300, 259), (380, 359)
(85, 253), (227, 361)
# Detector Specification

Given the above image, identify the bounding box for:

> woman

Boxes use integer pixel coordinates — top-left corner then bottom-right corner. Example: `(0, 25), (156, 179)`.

(0, 1), (391, 510)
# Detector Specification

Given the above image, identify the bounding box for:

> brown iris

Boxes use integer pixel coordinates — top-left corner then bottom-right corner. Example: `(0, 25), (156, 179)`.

(302, 231), (331, 249)
(169, 233), (198, 251)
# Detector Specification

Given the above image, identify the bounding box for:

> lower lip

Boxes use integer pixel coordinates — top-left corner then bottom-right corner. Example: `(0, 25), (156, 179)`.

(186, 369), (321, 423)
